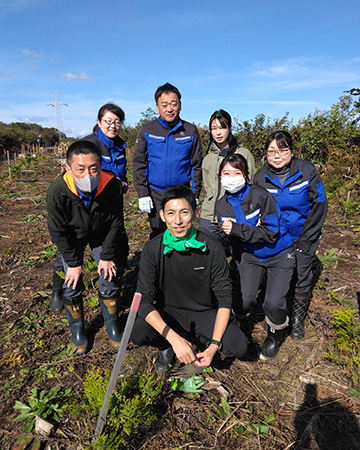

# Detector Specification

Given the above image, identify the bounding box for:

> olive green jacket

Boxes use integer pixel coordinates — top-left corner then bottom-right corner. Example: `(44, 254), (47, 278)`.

(200, 142), (255, 223)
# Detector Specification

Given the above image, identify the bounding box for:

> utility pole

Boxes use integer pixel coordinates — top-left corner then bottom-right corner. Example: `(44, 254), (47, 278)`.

(48, 91), (68, 138)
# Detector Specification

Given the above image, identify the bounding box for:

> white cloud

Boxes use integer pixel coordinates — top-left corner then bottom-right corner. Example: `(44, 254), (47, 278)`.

(1, 70), (14, 77)
(253, 58), (313, 77)
(79, 72), (91, 81)
(247, 57), (360, 94)
(61, 72), (91, 82)
(20, 48), (43, 58)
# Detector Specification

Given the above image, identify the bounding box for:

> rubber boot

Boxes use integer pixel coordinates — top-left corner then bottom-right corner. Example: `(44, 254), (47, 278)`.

(291, 292), (311, 340)
(99, 295), (123, 349)
(64, 297), (88, 354)
(154, 347), (175, 376)
(51, 270), (64, 313)
(260, 327), (286, 360)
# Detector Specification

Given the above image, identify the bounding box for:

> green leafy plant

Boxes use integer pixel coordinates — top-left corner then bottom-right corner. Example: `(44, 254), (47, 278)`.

(88, 369), (164, 449)
(14, 386), (72, 432)
(325, 308), (360, 388)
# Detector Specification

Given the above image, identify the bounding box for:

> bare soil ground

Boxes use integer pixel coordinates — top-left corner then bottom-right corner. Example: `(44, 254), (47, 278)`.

(1, 154), (360, 449)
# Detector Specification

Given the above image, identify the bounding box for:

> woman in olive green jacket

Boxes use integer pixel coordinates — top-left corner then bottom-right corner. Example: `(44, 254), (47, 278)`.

(200, 110), (255, 239)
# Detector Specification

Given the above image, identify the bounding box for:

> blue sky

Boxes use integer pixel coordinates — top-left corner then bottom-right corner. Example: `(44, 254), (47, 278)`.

(0, 0), (359, 138)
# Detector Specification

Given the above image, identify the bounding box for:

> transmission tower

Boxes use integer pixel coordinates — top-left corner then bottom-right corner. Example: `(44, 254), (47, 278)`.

(48, 91), (68, 138)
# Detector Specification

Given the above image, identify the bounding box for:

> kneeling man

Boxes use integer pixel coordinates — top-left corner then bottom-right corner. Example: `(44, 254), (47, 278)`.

(131, 185), (248, 374)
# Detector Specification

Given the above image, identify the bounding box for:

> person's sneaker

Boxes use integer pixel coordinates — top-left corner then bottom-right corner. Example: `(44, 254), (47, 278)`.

(154, 347), (175, 375)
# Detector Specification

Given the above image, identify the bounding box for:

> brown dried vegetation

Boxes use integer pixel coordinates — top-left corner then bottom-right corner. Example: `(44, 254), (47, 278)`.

(0, 151), (360, 450)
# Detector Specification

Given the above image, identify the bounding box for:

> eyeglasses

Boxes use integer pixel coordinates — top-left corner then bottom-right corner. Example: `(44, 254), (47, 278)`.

(267, 148), (290, 157)
(102, 118), (121, 127)
(159, 100), (179, 109)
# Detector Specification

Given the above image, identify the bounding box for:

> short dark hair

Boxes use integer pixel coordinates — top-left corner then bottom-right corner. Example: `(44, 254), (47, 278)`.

(93, 102), (125, 132)
(160, 185), (196, 211)
(265, 130), (293, 152)
(219, 154), (249, 184)
(154, 83), (181, 103)
(66, 140), (102, 166)
(208, 109), (238, 152)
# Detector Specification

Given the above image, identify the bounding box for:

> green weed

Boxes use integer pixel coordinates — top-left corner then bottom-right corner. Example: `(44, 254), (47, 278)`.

(16, 213), (45, 225)
(212, 397), (276, 437)
(341, 200), (360, 226)
(318, 248), (340, 268)
(330, 291), (352, 307)
(0, 374), (27, 397)
(88, 296), (99, 307)
(40, 242), (58, 259)
(325, 308), (360, 388)
(21, 242), (59, 268)
(34, 195), (46, 203)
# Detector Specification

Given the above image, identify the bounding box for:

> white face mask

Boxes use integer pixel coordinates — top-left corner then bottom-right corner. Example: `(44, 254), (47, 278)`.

(72, 174), (100, 193)
(221, 176), (246, 193)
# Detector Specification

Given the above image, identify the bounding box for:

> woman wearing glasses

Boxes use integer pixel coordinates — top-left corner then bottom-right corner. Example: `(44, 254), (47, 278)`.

(254, 130), (327, 341)
(50, 103), (128, 314)
(82, 103), (128, 190)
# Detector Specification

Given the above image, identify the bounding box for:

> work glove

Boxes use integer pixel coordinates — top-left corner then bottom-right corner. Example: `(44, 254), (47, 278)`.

(138, 196), (153, 213)
(171, 375), (205, 393)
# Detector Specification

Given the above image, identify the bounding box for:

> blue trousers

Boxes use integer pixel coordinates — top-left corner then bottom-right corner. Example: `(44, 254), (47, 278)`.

(61, 245), (121, 302)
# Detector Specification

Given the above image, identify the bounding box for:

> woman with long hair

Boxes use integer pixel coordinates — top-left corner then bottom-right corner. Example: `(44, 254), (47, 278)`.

(200, 110), (255, 240)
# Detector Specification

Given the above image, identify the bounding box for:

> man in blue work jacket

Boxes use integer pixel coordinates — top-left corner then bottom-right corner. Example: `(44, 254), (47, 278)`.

(133, 82), (202, 239)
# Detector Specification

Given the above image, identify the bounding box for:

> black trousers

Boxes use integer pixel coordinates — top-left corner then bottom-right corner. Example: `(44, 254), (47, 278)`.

(239, 246), (296, 326)
(131, 305), (248, 359)
(294, 239), (320, 295)
(148, 188), (167, 239)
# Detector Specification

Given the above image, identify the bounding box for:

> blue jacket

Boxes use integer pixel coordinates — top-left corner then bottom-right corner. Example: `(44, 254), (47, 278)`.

(133, 118), (202, 197)
(254, 157), (327, 252)
(216, 184), (293, 261)
(82, 130), (127, 182)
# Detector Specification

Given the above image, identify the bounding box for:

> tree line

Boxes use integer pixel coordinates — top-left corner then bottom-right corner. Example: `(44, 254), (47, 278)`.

(1, 93), (359, 167)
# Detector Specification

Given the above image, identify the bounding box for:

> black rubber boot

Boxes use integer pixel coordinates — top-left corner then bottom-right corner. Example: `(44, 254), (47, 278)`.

(260, 327), (286, 360)
(291, 293), (311, 340)
(64, 297), (88, 354)
(155, 347), (175, 375)
(51, 270), (64, 313)
(99, 295), (123, 349)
